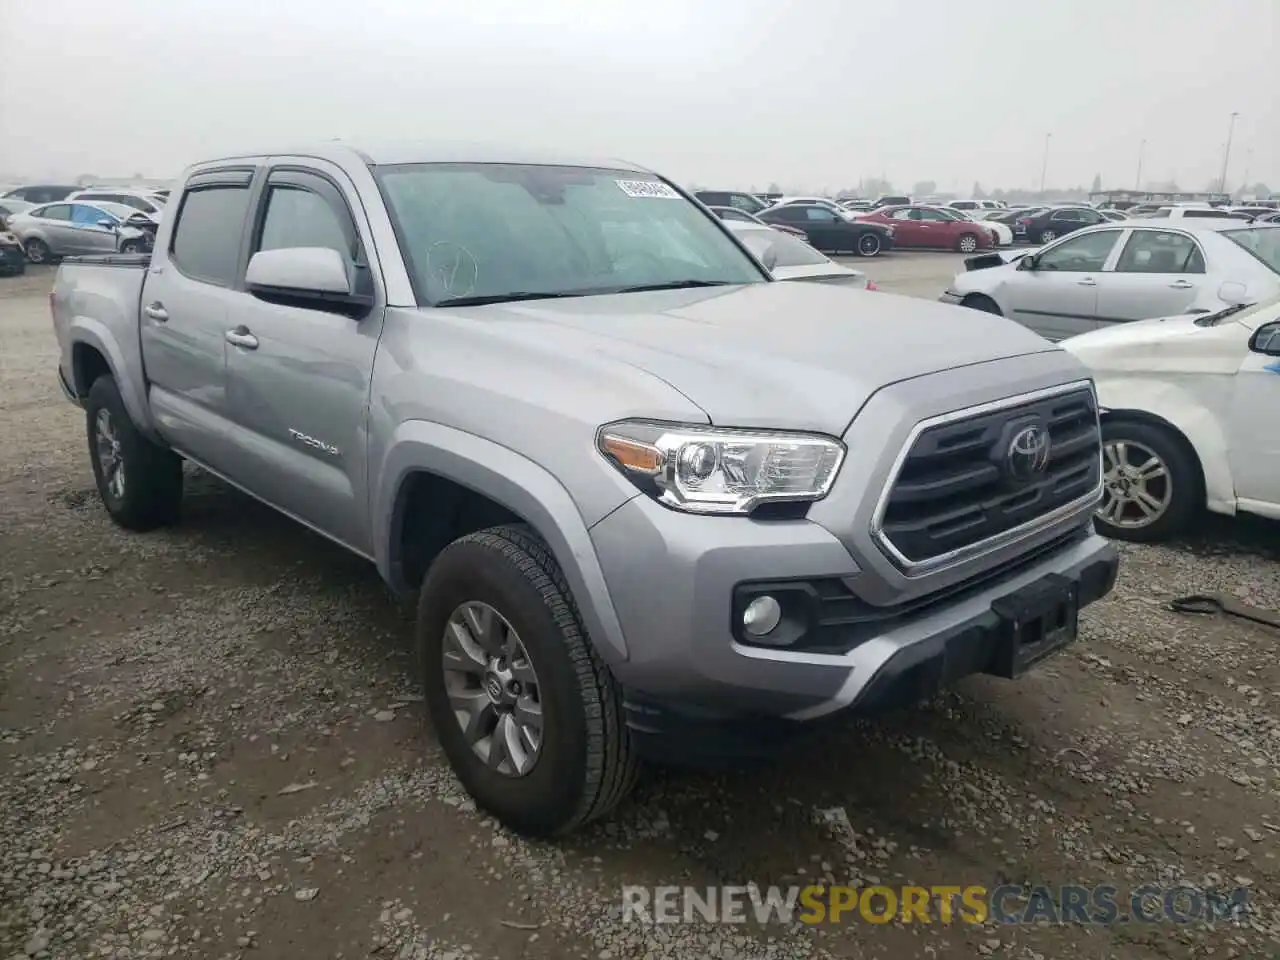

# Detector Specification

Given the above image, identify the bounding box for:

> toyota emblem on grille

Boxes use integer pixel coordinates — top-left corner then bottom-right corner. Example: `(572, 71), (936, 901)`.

(1006, 424), (1051, 480)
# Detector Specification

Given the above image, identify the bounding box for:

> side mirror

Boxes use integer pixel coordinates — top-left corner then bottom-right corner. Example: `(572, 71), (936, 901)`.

(245, 247), (372, 315)
(1218, 280), (1249, 306)
(1017, 255), (1037, 271)
(96, 219), (117, 231)
(1249, 320), (1280, 356)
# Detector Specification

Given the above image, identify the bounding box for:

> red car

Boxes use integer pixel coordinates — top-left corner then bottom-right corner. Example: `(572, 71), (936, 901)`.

(857, 205), (992, 253)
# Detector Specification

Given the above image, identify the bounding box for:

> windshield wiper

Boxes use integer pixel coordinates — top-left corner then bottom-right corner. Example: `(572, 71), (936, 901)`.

(610, 279), (736, 294)
(435, 291), (587, 307)
(1194, 302), (1252, 327)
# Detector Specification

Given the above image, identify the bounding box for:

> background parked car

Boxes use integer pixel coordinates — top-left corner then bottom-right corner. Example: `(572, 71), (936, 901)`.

(858, 204), (992, 252)
(0, 198), (35, 219)
(725, 221), (875, 289)
(1100, 209), (1129, 221)
(67, 188), (168, 219)
(758, 203), (893, 256)
(1, 184), (80, 204)
(944, 207), (1014, 246)
(693, 190), (769, 215)
(1063, 292), (1280, 542)
(871, 194), (911, 208)
(1014, 205), (1109, 244)
(7, 200), (154, 262)
(0, 217), (25, 276)
(941, 222), (1280, 340)
(707, 205), (809, 239)
(1137, 205), (1241, 222)
(768, 196), (859, 220)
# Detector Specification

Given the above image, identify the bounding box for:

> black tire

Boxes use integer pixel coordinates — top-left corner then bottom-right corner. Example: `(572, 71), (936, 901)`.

(24, 238), (51, 264)
(1038, 229), (1057, 244)
(85, 376), (183, 531)
(856, 232), (883, 257)
(1094, 418), (1201, 543)
(417, 524), (638, 837)
(961, 294), (1002, 316)
(956, 232), (979, 253)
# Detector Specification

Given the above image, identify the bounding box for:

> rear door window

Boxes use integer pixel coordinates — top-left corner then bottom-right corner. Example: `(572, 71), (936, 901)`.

(37, 204), (72, 221)
(169, 184), (252, 285)
(1114, 231), (1205, 273)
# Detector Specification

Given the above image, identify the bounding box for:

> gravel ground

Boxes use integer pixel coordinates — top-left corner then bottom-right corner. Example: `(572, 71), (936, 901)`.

(2, 262), (1280, 959)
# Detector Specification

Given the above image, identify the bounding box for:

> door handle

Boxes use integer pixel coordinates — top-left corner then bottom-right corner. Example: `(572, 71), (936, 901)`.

(1077, 278), (1097, 286)
(143, 303), (168, 322)
(225, 327), (259, 350)
(1169, 280), (1194, 289)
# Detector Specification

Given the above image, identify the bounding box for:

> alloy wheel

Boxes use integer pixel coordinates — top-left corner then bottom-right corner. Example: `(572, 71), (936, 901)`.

(441, 601), (544, 777)
(94, 408), (126, 500)
(1097, 440), (1171, 529)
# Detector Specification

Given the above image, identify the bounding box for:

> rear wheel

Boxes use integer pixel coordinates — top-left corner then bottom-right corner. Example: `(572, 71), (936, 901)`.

(24, 238), (51, 264)
(1094, 418), (1200, 543)
(856, 232), (882, 257)
(85, 376), (183, 531)
(961, 294), (1002, 315)
(956, 232), (979, 253)
(1038, 228), (1057, 244)
(418, 524), (638, 837)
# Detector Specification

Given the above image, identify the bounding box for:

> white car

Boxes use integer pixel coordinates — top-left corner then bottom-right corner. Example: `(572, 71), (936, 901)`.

(67, 188), (167, 220)
(945, 207), (1013, 246)
(1062, 293), (1280, 541)
(1137, 205), (1241, 222)
(940, 222), (1280, 341)
(725, 221), (874, 289)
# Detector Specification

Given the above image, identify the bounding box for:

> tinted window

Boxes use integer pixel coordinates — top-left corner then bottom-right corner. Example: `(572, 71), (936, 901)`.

(257, 186), (350, 257)
(1035, 230), (1121, 271)
(767, 206), (805, 223)
(803, 207), (837, 221)
(37, 204), (72, 221)
(170, 185), (251, 285)
(1115, 231), (1204, 273)
(70, 204), (115, 225)
(1183, 209), (1232, 219)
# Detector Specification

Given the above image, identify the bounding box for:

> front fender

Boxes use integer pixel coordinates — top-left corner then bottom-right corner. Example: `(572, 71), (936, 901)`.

(66, 318), (159, 442)
(1094, 375), (1235, 513)
(372, 420), (631, 665)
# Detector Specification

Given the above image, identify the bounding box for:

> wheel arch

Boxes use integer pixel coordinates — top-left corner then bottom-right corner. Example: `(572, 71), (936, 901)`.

(1099, 405), (1223, 513)
(374, 420), (631, 665)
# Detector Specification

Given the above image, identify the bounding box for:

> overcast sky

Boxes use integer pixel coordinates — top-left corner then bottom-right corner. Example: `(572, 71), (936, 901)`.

(1, 0), (1275, 194)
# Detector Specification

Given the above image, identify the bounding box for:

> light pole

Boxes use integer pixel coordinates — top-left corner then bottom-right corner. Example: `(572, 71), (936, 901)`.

(1218, 111), (1239, 195)
(1135, 139), (1146, 190)
(1039, 133), (1052, 195)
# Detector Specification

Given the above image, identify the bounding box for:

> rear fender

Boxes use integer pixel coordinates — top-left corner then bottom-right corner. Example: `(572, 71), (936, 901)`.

(66, 319), (160, 442)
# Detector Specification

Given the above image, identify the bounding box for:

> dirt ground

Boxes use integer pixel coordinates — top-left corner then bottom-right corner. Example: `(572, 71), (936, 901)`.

(2, 263), (1279, 960)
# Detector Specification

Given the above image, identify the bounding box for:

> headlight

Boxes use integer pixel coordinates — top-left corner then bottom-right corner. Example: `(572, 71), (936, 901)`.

(597, 420), (845, 515)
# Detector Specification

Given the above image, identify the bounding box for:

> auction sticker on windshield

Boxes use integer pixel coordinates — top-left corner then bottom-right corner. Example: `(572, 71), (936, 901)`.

(616, 179), (681, 199)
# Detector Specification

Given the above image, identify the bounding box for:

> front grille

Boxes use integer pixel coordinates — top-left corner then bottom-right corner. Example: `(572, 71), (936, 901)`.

(876, 384), (1100, 568)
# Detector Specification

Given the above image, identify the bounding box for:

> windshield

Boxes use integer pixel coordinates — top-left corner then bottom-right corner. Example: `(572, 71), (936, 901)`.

(1223, 227), (1280, 275)
(736, 229), (829, 267)
(375, 163), (764, 305)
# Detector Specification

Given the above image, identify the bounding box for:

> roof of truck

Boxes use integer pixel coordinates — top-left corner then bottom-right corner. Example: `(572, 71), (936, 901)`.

(188, 141), (655, 174)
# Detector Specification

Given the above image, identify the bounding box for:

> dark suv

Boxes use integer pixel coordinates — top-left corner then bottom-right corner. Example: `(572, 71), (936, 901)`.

(1015, 206), (1107, 244)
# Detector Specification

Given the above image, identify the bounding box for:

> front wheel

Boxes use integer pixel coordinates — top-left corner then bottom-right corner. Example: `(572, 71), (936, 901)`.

(856, 232), (882, 257)
(1094, 419), (1200, 543)
(85, 376), (183, 530)
(956, 232), (979, 253)
(418, 524), (638, 837)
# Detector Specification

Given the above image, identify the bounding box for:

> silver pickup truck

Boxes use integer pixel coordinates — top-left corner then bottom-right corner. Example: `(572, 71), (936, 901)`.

(51, 142), (1118, 837)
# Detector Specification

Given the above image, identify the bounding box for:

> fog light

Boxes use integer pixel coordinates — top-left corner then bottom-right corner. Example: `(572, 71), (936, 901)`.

(743, 595), (782, 637)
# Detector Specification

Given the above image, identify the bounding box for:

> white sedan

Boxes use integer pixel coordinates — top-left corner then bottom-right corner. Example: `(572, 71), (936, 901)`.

(940, 222), (1280, 341)
(945, 207), (1014, 246)
(1062, 294), (1280, 541)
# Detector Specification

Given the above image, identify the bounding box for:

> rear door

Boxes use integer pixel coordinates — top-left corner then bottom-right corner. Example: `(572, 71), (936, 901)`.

(139, 167), (255, 467)
(1004, 228), (1124, 339)
(31, 203), (76, 253)
(1095, 228), (1207, 324)
(221, 163), (385, 554)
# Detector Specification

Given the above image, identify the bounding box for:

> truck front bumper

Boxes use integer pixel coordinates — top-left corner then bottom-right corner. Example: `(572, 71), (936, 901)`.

(589, 495), (1117, 763)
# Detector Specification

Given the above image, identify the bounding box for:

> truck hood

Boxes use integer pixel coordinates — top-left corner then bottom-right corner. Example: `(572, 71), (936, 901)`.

(462, 282), (1060, 434)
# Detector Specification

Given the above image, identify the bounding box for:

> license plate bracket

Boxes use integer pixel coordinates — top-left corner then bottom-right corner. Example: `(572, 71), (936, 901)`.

(987, 574), (1079, 679)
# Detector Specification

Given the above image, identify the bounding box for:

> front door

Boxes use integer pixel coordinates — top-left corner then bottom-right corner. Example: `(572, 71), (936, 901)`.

(139, 170), (255, 467)
(1227, 317), (1280, 512)
(68, 204), (121, 254)
(885, 208), (925, 247)
(1095, 228), (1206, 325)
(1004, 229), (1123, 340)
(222, 165), (384, 555)
(800, 207), (844, 251)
